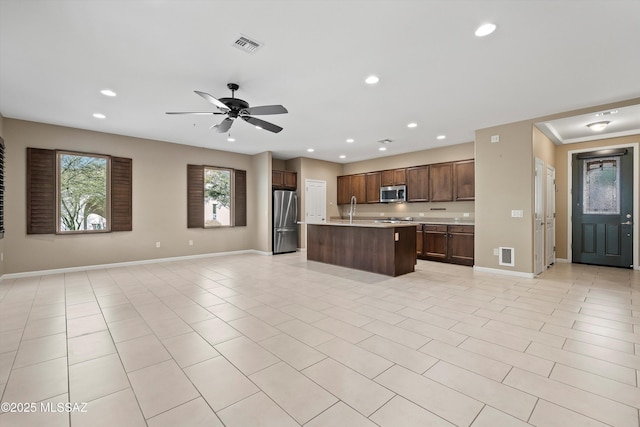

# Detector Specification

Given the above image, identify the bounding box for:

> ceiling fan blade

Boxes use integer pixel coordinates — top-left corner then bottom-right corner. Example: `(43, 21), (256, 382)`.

(166, 111), (224, 115)
(242, 116), (283, 133)
(214, 118), (234, 133)
(241, 105), (288, 116)
(194, 90), (229, 112)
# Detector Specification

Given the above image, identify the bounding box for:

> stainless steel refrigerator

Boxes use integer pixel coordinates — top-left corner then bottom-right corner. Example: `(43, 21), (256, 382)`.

(273, 190), (298, 254)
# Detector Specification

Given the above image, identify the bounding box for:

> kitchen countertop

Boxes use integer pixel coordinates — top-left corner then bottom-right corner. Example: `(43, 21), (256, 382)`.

(326, 218), (475, 226)
(322, 220), (418, 228)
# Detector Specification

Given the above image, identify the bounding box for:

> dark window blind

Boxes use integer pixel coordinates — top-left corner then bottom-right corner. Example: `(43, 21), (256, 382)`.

(111, 157), (132, 231)
(26, 148), (56, 234)
(26, 148), (132, 234)
(187, 165), (246, 228)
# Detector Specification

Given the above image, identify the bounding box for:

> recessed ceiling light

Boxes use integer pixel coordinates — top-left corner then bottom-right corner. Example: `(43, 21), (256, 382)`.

(93, 113), (106, 119)
(100, 89), (116, 97)
(475, 23), (497, 37)
(346, 138), (354, 143)
(379, 147), (387, 151)
(365, 75), (380, 85)
(255, 126), (262, 130)
(586, 121), (610, 131)
(227, 137), (235, 142)
(307, 148), (315, 152)
(437, 135), (446, 140)
(407, 123), (418, 128)
(339, 155), (346, 159)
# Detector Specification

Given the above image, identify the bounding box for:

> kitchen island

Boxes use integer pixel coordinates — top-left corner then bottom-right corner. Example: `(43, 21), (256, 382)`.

(307, 222), (416, 276)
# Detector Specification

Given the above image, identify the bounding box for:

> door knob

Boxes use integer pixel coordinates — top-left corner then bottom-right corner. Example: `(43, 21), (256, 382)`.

(621, 221), (633, 225)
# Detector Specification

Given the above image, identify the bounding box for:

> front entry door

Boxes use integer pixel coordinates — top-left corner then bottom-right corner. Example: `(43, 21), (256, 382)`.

(572, 148), (633, 267)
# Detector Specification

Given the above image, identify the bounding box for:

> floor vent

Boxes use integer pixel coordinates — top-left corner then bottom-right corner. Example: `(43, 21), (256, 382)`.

(499, 247), (515, 266)
(232, 35), (262, 53)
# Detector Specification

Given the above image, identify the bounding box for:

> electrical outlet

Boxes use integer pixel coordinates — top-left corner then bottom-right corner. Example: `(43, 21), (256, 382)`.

(493, 248), (499, 256)
(155, 242), (161, 248)
(188, 240), (193, 246)
(491, 135), (500, 143)
(380, 212), (385, 216)
(463, 213), (470, 217)
(419, 212), (425, 217)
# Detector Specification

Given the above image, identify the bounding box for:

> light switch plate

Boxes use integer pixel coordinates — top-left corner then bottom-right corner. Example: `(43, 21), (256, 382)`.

(511, 210), (524, 218)
(491, 135), (500, 143)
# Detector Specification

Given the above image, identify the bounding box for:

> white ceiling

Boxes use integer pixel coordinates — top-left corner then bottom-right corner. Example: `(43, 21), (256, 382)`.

(535, 104), (640, 145)
(1, 0), (639, 163)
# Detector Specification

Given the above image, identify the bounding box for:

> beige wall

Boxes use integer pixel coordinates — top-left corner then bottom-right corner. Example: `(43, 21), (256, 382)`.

(252, 152), (272, 253)
(532, 126), (556, 265)
(533, 126), (556, 167)
(286, 157), (342, 249)
(554, 134), (640, 259)
(476, 120), (534, 273)
(272, 159), (286, 170)
(474, 98), (640, 275)
(4, 119), (265, 274)
(0, 114), (4, 277)
(343, 142), (474, 174)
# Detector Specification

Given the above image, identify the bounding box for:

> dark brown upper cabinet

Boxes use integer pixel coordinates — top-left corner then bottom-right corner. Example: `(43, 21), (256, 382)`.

(272, 170), (297, 190)
(365, 172), (381, 203)
(337, 174), (366, 204)
(429, 162), (453, 202)
(406, 166), (429, 202)
(454, 160), (475, 201)
(381, 168), (406, 186)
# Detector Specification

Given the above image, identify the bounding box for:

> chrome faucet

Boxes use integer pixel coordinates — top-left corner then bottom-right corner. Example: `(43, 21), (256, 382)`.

(349, 195), (357, 224)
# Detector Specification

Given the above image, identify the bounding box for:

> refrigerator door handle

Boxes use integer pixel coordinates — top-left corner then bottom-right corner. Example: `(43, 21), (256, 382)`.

(294, 193), (298, 224)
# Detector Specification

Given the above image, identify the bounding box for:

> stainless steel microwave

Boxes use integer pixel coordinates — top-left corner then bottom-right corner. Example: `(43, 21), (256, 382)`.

(380, 185), (406, 203)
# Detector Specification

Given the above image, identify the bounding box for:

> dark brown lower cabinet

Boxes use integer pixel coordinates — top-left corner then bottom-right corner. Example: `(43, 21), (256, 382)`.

(424, 225), (448, 260)
(417, 224), (474, 266)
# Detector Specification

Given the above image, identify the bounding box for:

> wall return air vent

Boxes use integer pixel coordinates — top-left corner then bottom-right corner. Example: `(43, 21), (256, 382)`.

(499, 247), (515, 267)
(232, 35), (263, 54)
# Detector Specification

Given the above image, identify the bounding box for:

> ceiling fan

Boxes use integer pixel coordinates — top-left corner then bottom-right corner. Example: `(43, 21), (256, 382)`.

(167, 83), (288, 133)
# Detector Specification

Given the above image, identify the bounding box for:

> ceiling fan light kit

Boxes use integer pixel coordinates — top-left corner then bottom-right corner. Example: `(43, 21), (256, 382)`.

(167, 83), (287, 134)
(586, 121), (610, 132)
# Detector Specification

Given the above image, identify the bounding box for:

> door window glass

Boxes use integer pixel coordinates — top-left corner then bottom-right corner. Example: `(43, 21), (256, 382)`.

(583, 156), (620, 215)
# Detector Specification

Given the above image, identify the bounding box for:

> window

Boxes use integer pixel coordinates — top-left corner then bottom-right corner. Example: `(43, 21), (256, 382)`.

(58, 152), (109, 232)
(204, 167), (232, 227)
(27, 148), (132, 234)
(187, 165), (246, 228)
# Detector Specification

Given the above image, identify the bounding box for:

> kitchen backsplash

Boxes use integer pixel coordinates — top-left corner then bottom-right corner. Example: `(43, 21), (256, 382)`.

(337, 200), (475, 220)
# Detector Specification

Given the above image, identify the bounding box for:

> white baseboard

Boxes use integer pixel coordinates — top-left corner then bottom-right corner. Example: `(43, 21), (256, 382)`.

(555, 258), (569, 263)
(473, 265), (536, 279)
(1, 249), (270, 280)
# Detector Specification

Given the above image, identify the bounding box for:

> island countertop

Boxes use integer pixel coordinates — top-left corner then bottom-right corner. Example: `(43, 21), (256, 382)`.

(320, 220), (419, 228)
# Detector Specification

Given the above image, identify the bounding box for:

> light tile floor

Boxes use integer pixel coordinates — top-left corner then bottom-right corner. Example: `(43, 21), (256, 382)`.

(1, 253), (639, 426)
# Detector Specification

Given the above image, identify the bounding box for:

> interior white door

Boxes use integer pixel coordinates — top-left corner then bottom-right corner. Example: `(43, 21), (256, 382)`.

(534, 158), (545, 275)
(546, 165), (556, 267)
(305, 179), (326, 224)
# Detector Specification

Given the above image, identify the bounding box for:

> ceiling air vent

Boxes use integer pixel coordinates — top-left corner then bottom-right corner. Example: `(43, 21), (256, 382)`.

(232, 35), (263, 54)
